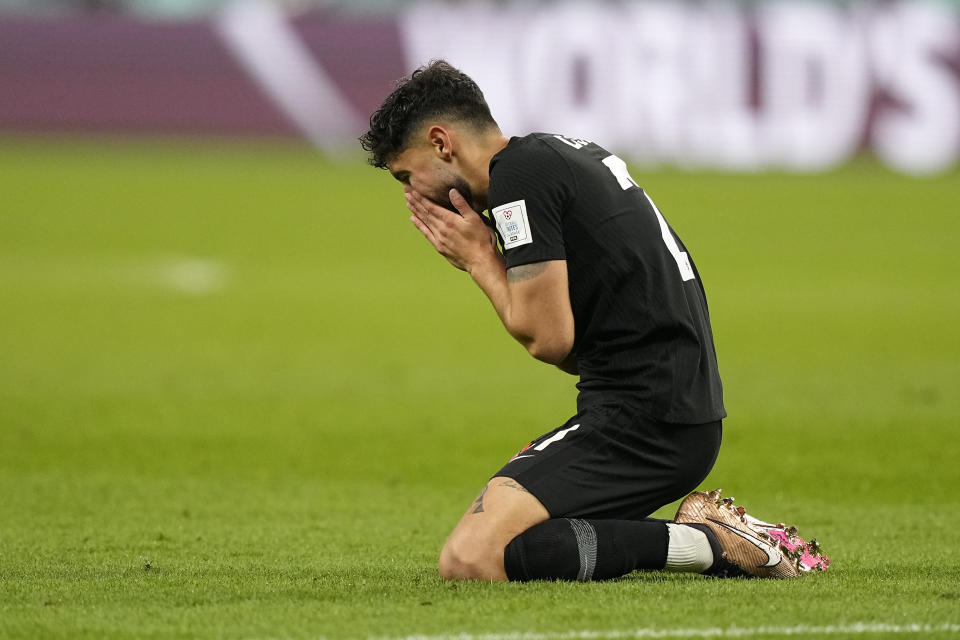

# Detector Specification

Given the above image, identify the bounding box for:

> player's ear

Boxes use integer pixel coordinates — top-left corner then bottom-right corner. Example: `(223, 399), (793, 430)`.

(427, 126), (453, 161)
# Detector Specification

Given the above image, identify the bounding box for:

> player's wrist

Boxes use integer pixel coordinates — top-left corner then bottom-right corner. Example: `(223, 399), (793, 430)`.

(466, 247), (504, 278)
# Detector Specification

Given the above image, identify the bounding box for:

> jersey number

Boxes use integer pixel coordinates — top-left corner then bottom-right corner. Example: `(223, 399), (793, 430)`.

(602, 155), (696, 282)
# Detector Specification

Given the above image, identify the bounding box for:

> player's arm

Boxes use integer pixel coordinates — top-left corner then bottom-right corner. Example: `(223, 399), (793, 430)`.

(482, 259), (574, 365)
(406, 189), (574, 365)
(554, 350), (579, 376)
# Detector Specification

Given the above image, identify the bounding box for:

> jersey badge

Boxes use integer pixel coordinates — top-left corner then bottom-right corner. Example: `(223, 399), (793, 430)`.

(492, 199), (533, 250)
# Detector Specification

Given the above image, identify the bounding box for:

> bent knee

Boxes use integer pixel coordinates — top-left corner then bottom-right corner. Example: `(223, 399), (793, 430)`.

(438, 538), (506, 582)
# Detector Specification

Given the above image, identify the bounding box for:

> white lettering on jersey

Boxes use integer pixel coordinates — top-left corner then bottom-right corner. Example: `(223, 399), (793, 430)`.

(553, 135), (592, 150)
(492, 199), (533, 250)
(645, 192), (696, 282)
(602, 154), (639, 190)
(601, 154), (696, 282)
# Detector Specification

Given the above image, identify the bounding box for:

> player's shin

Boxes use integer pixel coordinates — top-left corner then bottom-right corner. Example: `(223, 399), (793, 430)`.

(503, 518), (670, 582)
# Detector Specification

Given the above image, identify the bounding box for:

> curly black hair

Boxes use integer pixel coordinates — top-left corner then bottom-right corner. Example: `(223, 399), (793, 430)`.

(359, 60), (498, 169)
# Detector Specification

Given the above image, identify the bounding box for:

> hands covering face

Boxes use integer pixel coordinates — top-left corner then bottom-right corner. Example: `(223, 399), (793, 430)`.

(406, 189), (500, 272)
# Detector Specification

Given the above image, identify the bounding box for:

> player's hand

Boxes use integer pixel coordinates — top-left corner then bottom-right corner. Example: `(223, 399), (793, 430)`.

(406, 188), (500, 272)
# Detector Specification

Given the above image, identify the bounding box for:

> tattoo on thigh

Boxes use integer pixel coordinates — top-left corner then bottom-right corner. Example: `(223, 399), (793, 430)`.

(470, 479), (529, 515)
(500, 479), (530, 494)
(471, 484), (489, 514)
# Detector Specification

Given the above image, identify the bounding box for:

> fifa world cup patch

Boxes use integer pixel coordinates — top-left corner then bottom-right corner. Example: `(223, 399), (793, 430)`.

(492, 200), (533, 250)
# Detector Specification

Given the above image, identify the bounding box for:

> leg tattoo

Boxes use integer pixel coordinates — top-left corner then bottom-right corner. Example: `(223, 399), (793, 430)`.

(499, 479), (530, 494)
(471, 484), (489, 514)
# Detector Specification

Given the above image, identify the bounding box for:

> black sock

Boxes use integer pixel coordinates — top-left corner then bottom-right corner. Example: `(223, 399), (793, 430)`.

(503, 518), (669, 581)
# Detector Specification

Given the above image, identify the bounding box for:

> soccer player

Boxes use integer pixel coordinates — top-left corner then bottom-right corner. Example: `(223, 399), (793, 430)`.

(360, 61), (829, 582)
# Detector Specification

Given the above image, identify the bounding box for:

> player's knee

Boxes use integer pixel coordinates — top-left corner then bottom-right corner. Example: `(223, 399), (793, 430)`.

(437, 543), (467, 581)
(438, 538), (501, 581)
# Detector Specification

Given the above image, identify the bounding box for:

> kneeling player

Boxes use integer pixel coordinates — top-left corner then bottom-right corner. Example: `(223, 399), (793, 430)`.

(360, 61), (829, 581)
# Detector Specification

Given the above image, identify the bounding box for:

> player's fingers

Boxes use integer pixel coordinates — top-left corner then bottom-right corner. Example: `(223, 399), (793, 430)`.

(409, 211), (444, 247)
(450, 190), (489, 234)
(449, 188), (475, 218)
(404, 190), (425, 211)
(408, 190), (452, 224)
(404, 191), (423, 214)
(410, 214), (441, 249)
(406, 194), (437, 227)
(405, 192), (436, 223)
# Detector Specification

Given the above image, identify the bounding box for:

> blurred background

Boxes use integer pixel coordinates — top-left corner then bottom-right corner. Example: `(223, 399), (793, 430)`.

(3, 0), (959, 173)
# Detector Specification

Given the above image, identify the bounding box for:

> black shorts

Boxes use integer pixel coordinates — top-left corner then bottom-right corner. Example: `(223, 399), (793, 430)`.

(494, 400), (722, 520)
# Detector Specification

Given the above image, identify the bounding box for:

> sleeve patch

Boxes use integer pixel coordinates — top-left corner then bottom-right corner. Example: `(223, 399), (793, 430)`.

(492, 199), (533, 250)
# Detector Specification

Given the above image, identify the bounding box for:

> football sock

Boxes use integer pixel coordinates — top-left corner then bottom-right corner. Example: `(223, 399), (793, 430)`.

(663, 523), (714, 573)
(503, 518), (669, 581)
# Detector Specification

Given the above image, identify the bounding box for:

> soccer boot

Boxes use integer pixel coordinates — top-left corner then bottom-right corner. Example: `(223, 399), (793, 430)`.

(684, 523), (753, 579)
(674, 489), (830, 579)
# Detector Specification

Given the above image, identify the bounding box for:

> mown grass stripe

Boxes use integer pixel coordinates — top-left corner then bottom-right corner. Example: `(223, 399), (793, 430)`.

(371, 622), (960, 640)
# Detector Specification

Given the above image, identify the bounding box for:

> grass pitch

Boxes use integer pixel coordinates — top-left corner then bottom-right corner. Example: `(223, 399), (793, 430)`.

(0, 139), (958, 639)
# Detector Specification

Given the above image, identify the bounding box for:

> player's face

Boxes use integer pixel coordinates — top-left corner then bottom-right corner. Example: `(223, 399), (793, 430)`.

(388, 146), (476, 213)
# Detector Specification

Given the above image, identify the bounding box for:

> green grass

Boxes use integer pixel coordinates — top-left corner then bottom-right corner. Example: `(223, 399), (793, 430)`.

(0, 138), (958, 639)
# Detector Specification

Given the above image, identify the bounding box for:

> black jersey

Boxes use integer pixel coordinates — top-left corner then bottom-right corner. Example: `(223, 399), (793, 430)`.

(487, 133), (725, 424)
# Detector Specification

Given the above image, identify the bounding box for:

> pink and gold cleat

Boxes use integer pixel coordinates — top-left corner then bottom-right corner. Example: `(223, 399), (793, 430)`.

(675, 489), (831, 579)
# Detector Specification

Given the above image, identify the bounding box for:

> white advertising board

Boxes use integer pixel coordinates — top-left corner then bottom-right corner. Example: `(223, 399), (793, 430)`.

(400, 2), (960, 175)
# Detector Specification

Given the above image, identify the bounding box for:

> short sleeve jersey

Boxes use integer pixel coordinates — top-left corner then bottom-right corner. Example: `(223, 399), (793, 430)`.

(487, 134), (725, 424)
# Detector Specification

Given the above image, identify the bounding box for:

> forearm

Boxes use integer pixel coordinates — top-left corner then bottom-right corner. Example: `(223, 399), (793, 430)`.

(468, 256), (572, 365)
(467, 253), (522, 345)
(403, 189), (573, 364)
